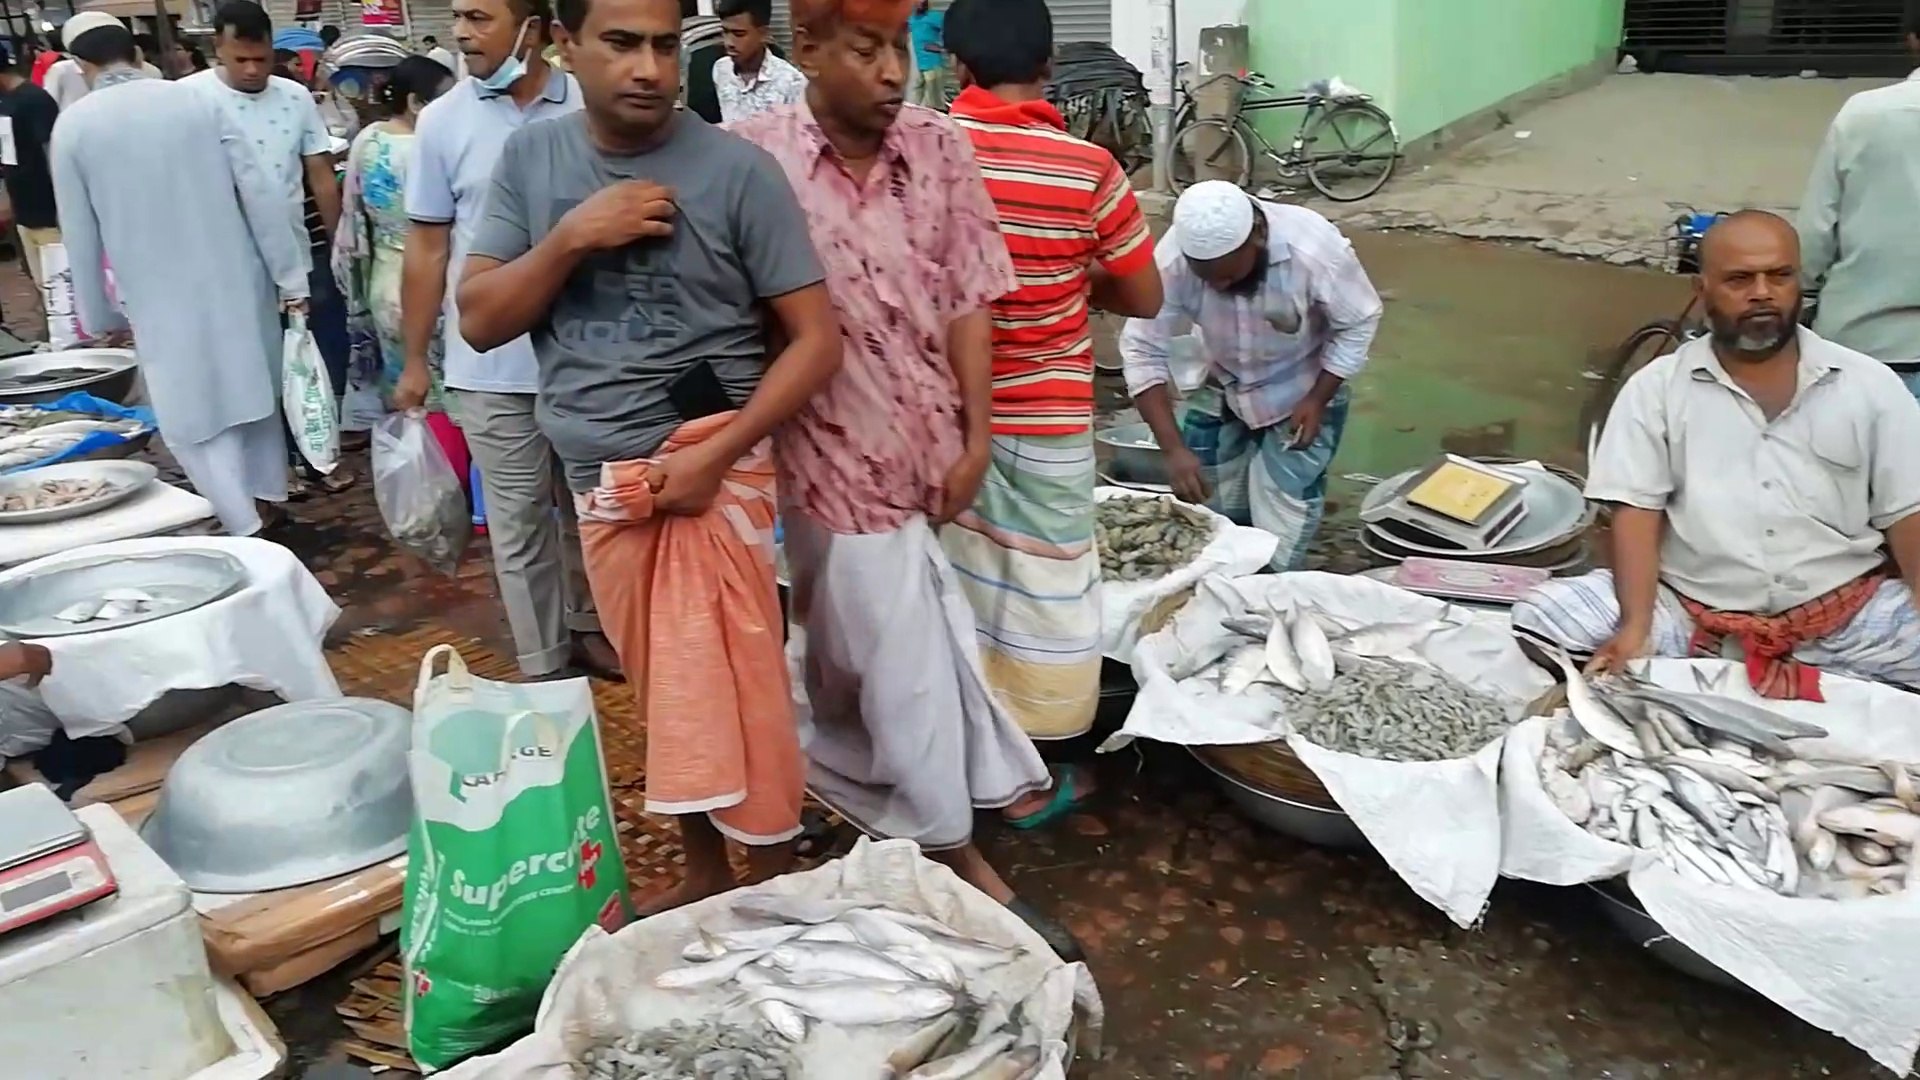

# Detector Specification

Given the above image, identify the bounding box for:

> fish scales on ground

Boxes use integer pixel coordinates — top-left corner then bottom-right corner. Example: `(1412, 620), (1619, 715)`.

(1536, 680), (1920, 901)
(1094, 495), (1217, 582)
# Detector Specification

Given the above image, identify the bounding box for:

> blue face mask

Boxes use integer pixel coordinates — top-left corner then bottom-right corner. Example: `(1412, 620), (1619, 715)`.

(477, 17), (535, 92)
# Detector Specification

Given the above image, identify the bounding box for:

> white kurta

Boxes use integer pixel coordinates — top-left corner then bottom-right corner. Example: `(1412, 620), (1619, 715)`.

(50, 68), (308, 534)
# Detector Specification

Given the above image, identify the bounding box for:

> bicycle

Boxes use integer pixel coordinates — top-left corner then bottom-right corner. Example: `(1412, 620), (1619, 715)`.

(1167, 67), (1401, 202)
(1580, 211), (1818, 458)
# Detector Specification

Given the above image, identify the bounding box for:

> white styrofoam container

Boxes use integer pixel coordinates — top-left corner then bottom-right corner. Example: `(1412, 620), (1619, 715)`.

(0, 802), (282, 1080)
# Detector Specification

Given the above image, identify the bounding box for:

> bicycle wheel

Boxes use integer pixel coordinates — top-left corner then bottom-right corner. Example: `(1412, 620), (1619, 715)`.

(1300, 101), (1400, 202)
(1580, 320), (1681, 461)
(1169, 117), (1252, 193)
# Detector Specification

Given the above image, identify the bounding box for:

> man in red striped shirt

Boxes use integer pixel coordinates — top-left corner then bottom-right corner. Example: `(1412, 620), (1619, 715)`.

(940, 0), (1162, 815)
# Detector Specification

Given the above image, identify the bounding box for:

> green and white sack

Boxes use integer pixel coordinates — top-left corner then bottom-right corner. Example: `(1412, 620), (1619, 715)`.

(402, 644), (632, 1071)
(281, 312), (340, 474)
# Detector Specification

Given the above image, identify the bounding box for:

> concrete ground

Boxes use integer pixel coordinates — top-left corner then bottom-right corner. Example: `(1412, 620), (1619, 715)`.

(1324, 72), (1893, 265)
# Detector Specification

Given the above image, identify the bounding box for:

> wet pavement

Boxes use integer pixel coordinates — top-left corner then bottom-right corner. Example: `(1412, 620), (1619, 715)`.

(41, 234), (1875, 1076)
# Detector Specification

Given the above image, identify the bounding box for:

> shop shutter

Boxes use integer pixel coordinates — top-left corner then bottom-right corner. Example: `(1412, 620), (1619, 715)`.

(1623, 0), (1913, 77)
(1047, 0), (1110, 43)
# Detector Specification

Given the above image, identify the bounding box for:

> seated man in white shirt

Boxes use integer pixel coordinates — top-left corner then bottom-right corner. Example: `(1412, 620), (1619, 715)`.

(1513, 210), (1920, 698)
(712, 0), (805, 123)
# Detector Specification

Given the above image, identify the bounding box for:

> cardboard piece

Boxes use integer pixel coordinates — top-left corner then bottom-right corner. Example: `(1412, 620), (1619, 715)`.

(238, 920), (382, 997)
(198, 855), (407, 978)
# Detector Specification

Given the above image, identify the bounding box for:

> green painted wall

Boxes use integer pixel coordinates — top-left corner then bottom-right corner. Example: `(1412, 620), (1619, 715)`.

(1244, 0), (1624, 145)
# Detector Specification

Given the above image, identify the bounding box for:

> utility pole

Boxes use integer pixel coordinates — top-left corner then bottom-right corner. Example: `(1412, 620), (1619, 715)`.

(152, 0), (177, 78)
(1148, 0), (1178, 193)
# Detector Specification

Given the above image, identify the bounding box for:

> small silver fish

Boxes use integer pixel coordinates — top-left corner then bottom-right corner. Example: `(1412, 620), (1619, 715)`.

(733, 896), (879, 925)
(766, 940), (921, 983)
(1287, 610), (1335, 691)
(741, 981), (956, 1027)
(906, 1033), (1019, 1080)
(1264, 617), (1306, 692)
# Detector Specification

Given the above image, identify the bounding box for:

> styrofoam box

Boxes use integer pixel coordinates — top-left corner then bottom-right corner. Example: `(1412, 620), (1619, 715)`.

(0, 802), (282, 1080)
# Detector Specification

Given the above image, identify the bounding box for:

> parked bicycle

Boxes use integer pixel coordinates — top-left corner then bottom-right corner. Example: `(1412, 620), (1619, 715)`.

(1168, 67), (1401, 202)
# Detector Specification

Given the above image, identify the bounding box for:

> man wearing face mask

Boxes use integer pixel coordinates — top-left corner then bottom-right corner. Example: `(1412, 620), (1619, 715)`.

(1514, 211), (1920, 697)
(402, 0), (623, 682)
(1118, 179), (1382, 570)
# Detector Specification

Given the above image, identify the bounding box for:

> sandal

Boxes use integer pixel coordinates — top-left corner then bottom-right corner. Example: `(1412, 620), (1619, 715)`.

(310, 468), (357, 495)
(1004, 764), (1093, 831)
(792, 808), (840, 860)
(1007, 897), (1085, 962)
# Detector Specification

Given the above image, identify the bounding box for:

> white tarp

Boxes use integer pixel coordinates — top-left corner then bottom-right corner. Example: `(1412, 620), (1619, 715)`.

(1094, 487), (1276, 662)
(439, 837), (1100, 1080)
(1500, 658), (1920, 1075)
(1104, 571), (1550, 927)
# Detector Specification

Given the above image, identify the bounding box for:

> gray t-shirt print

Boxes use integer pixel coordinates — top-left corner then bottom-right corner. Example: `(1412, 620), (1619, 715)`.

(469, 111), (826, 491)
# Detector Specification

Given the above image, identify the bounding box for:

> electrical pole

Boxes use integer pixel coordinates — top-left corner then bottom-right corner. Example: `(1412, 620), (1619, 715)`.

(1148, 0), (1177, 193)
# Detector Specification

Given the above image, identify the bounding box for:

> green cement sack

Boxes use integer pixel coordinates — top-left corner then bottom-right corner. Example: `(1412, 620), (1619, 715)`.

(401, 644), (632, 1071)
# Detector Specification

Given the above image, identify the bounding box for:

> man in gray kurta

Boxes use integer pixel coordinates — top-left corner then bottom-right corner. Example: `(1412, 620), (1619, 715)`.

(49, 14), (308, 536)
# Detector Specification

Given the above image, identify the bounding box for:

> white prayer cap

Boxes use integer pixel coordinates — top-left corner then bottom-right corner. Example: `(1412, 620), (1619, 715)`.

(1172, 180), (1256, 261)
(61, 11), (126, 51)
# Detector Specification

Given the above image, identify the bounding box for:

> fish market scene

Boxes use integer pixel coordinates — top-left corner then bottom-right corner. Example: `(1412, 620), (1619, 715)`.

(2, 0), (1920, 1077)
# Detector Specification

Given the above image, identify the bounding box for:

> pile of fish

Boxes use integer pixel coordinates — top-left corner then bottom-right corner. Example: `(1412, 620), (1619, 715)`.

(0, 416), (148, 471)
(645, 896), (1047, 1079)
(55, 587), (159, 624)
(1095, 495), (1216, 582)
(575, 1020), (794, 1080)
(0, 474), (126, 513)
(1539, 649), (1920, 899)
(0, 365), (109, 391)
(1193, 604), (1516, 761)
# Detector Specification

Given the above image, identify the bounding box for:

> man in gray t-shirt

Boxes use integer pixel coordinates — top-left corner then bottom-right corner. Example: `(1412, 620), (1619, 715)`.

(468, 111), (823, 490)
(454, 0), (843, 917)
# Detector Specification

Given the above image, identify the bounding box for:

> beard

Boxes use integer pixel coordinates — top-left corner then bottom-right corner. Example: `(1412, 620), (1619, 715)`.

(1224, 247), (1270, 298)
(1707, 299), (1802, 363)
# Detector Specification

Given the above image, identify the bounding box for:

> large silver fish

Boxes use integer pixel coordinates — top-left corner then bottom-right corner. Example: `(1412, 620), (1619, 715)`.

(905, 1033), (1018, 1079)
(733, 896), (880, 925)
(1263, 617), (1306, 692)
(1287, 609), (1335, 691)
(1542, 646), (1644, 759)
(765, 940), (921, 983)
(732, 964), (809, 1042)
(740, 981), (957, 1027)
(1624, 684), (1827, 742)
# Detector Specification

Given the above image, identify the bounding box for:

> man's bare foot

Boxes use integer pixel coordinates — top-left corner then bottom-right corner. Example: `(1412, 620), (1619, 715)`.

(632, 872), (735, 919)
(1002, 764), (1096, 828)
(572, 631), (625, 682)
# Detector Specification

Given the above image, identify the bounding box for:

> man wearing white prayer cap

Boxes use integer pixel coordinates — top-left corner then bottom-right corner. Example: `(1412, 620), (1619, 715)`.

(1118, 180), (1384, 569)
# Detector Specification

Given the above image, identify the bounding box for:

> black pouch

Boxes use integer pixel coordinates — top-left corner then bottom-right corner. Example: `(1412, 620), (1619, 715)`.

(666, 359), (734, 422)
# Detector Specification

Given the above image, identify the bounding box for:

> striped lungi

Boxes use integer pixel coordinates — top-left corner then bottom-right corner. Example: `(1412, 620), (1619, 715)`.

(1181, 384), (1351, 571)
(941, 432), (1102, 740)
(1511, 570), (1920, 691)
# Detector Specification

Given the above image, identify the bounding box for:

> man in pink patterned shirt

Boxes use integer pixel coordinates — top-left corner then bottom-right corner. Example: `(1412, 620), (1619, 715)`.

(732, 0), (1079, 958)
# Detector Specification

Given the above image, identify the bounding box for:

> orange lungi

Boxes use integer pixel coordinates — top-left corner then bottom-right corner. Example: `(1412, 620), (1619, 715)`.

(573, 413), (804, 845)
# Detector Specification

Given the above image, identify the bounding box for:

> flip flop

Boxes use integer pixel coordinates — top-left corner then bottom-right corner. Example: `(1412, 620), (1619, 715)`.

(1007, 897), (1085, 962)
(1005, 764), (1092, 831)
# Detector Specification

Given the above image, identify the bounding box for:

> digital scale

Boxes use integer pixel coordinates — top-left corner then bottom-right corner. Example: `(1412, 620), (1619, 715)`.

(1360, 454), (1533, 552)
(0, 784), (117, 936)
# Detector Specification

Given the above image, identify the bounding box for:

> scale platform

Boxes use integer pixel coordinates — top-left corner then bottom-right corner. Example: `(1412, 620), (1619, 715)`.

(1360, 455), (1533, 552)
(0, 784), (115, 935)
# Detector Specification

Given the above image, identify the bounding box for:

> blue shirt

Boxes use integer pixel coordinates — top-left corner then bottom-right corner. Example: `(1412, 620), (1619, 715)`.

(406, 67), (581, 394)
(909, 9), (946, 73)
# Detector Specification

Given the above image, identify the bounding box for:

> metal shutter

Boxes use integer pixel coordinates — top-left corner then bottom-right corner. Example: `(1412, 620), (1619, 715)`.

(1623, 0), (1915, 76)
(1047, 0), (1110, 43)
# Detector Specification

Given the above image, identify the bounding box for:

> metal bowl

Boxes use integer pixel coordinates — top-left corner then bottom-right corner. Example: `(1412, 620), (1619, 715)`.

(1189, 747), (1370, 849)
(0, 548), (246, 638)
(0, 349), (139, 405)
(0, 460), (157, 525)
(1358, 460), (1595, 560)
(1584, 879), (1747, 993)
(1093, 422), (1169, 487)
(140, 697), (414, 893)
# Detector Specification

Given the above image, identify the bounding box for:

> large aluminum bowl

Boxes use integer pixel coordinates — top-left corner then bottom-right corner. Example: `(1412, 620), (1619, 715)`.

(140, 697), (414, 893)
(0, 349), (139, 405)
(1189, 747), (1370, 850)
(0, 548), (246, 638)
(1585, 879), (1747, 993)
(1093, 422), (1169, 487)
(0, 460), (156, 524)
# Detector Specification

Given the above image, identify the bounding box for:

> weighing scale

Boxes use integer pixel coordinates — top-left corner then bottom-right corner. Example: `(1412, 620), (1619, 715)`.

(0, 784), (116, 936)
(1360, 455), (1533, 552)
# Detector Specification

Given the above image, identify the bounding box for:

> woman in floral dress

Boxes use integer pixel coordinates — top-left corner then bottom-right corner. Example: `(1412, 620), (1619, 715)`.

(332, 57), (469, 477)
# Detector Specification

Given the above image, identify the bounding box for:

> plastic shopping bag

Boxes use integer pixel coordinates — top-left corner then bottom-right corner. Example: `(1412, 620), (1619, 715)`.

(282, 313), (340, 473)
(402, 644), (632, 1072)
(372, 411), (470, 575)
(39, 242), (81, 350)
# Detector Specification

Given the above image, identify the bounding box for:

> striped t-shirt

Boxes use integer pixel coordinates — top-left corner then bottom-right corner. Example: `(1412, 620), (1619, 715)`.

(948, 86), (1153, 435)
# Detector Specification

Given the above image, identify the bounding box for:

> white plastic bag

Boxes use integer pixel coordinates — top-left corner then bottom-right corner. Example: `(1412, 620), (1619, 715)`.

(1094, 487), (1277, 662)
(1107, 572), (1550, 926)
(39, 242), (80, 350)
(1500, 660), (1920, 1075)
(373, 411), (470, 575)
(281, 313), (340, 473)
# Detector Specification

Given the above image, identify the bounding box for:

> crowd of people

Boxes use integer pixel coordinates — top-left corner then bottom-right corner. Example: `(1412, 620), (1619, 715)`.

(4, 0), (1916, 959)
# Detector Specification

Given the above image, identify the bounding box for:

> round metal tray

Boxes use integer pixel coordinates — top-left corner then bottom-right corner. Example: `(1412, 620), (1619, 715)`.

(0, 349), (139, 405)
(0, 548), (247, 638)
(1585, 878), (1747, 993)
(1358, 523), (1592, 574)
(1093, 421), (1169, 487)
(1189, 747), (1369, 850)
(0, 460), (157, 525)
(141, 697), (414, 893)
(1359, 461), (1594, 560)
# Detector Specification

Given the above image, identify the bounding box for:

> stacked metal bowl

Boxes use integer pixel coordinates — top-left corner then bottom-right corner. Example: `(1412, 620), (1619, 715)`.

(1357, 459), (1595, 573)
